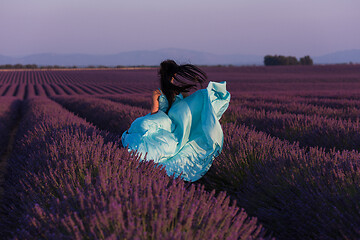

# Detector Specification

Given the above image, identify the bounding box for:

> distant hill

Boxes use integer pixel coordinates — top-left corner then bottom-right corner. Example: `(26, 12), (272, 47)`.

(0, 48), (359, 66)
(0, 55), (14, 64)
(313, 49), (360, 64)
(0, 49), (262, 66)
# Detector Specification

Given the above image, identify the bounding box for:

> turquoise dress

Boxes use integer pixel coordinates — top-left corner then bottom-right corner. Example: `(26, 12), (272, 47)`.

(121, 81), (230, 182)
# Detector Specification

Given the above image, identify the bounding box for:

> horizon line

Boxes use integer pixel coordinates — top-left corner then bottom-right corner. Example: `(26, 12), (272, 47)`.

(1, 48), (360, 58)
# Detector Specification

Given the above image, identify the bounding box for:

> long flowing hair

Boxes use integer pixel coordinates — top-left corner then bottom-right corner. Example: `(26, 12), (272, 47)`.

(158, 59), (207, 111)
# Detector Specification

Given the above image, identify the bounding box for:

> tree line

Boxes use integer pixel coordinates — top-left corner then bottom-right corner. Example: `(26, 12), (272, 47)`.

(0, 57), (315, 69)
(0, 64), (78, 69)
(264, 55), (313, 66)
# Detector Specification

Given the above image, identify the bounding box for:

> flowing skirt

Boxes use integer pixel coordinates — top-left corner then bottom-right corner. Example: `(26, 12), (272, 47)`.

(121, 81), (230, 182)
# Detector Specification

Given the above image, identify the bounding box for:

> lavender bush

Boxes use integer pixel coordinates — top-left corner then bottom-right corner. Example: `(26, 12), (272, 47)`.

(1, 65), (360, 239)
(198, 123), (360, 239)
(99, 94), (152, 110)
(0, 98), (268, 239)
(53, 96), (148, 134)
(0, 97), (21, 156)
(232, 97), (360, 121)
(224, 105), (360, 152)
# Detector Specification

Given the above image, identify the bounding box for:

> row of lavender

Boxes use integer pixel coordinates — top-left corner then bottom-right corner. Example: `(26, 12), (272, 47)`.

(0, 69), (158, 89)
(224, 105), (360, 152)
(97, 93), (360, 152)
(200, 122), (360, 239)
(0, 98), (21, 198)
(0, 83), (151, 99)
(0, 71), (75, 84)
(106, 92), (360, 122)
(57, 95), (360, 239)
(0, 98), (20, 157)
(1, 66), (360, 239)
(0, 98), (266, 239)
(2, 65), (359, 96)
(231, 96), (360, 121)
(4, 83), (360, 122)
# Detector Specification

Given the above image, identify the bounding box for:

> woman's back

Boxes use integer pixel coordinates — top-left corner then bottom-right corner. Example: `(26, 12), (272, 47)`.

(158, 89), (184, 113)
(158, 90), (169, 112)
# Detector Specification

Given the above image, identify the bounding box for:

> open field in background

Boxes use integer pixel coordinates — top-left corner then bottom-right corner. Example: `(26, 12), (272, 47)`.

(0, 64), (360, 239)
(1, 64), (360, 98)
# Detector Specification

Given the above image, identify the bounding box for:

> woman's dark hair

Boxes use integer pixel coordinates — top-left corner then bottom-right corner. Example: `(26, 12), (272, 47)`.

(158, 59), (207, 111)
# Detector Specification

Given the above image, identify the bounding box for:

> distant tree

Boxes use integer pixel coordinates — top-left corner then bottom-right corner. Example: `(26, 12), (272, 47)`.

(264, 55), (299, 66)
(0, 64), (10, 69)
(264, 55), (276, 65)
(286, 56), (299, 65)
(277, 55), (288, 65)
(300, 55), (313, 65)
(97, 65), (108, 68)
(25, 64), (38, 69)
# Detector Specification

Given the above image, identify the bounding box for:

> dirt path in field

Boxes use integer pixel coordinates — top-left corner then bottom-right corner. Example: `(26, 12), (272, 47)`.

(0, 107), (22, 201)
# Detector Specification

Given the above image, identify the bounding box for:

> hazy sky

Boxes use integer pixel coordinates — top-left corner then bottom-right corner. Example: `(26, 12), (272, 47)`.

(1, 0), (359, 57)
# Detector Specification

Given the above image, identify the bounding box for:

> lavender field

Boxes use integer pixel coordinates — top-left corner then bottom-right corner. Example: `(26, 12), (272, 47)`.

(0, 65), (360, 239)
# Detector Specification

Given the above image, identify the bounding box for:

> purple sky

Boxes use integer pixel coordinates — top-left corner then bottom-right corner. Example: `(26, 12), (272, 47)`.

(1, 0), (359, 57)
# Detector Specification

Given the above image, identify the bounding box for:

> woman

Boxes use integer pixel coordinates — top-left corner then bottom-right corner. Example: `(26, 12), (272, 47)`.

(122, 60), (230, 182)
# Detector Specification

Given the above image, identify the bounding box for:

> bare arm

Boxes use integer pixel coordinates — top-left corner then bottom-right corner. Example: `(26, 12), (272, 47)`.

(151, 90), (161, 114)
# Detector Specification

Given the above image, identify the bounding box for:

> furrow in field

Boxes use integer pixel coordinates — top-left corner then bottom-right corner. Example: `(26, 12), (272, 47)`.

(53, 96), (148, 134)
(104, 84), (127, 94)
(96, 84), (121, 94)
(49, 84), (66, 95)
(0, 84), (9, 96)
(26, 84), (36, 98)
(42, 84), (56, 96)
(14, 84), (26, 99)
(99, 94), (151, 110)
(102, 84), (125, 94)
(4, 72), (12, 84)
(57, 72), (71, 84)
(0, 72), (7, 84)
(72, 84), (95, 95)
(65, 84), (85, 95)
(2, 84), (18, 97)
(42, 72), (52, 84)
(89, 84), (115, 94)
(224, 105), (360, 152)
(56, 84), (75, 95)
(0, 98), (22, 201)
(232, 93), (360, 111)
(34, 84), (47, 96)
(77, 84), (103, 94)
(233, 98), (360, 121)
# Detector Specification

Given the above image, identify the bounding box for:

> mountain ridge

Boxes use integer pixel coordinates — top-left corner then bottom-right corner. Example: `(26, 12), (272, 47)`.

(0, 48), (359, 66)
